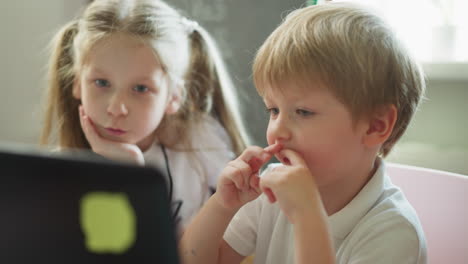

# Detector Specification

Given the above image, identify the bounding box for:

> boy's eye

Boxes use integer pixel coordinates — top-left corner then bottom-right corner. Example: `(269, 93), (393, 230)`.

(95, 79), (109, 87)
(296, 109), (314, 116)
(266, 107), (279, 116)
(133, 85), (149, 93)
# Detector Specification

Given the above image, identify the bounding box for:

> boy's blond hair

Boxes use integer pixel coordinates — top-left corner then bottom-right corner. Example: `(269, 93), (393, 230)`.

(253, 2), (425, 156)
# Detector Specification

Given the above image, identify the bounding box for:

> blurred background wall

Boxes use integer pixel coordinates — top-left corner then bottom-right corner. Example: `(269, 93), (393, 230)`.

(1, 0), (467, 175)
(0, 0), (87, 143)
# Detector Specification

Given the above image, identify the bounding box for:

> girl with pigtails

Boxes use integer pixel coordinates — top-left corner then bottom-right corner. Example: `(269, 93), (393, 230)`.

(40, 0), (249, 231)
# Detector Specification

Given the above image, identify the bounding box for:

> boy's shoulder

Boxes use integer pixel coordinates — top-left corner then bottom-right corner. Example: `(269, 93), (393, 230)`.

(334, 161), (427, 262)
(362, 161), (425, 232)
(348, 183), (425, 242)
(336, 159), (425, 235)
(337, 192), (427, 262)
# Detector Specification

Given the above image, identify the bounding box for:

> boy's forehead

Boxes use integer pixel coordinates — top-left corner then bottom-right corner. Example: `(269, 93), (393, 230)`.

(259, 78), (328, 100)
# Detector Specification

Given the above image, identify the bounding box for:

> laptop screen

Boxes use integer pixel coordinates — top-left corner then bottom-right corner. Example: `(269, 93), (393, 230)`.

(0, 148), (179, 264)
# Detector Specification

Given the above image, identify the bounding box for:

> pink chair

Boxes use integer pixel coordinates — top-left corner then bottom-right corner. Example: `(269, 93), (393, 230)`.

(387, 162), (468, 264)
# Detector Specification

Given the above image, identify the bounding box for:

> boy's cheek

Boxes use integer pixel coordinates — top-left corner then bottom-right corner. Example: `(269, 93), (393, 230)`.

(265, 129), (276, 146)
(266, 138), (274, 148)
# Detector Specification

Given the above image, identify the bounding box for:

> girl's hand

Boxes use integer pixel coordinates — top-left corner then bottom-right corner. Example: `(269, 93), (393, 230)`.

(79, 105), (145, 166)
(214, 143), (282, 212)
(260, 149), (322, 224)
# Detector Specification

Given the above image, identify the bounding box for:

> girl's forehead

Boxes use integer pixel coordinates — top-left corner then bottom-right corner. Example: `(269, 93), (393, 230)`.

(83, 34), (160, 69)
(82, 34), (153, 61)
(96, 33), (147, 47)
(89, 34), (151, 56)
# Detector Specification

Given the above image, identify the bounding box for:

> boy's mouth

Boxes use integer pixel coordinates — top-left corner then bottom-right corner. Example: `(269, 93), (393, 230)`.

(275, 153), (291, 166)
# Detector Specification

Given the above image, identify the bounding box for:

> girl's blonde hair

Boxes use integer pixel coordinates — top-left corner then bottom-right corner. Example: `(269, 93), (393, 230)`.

(41, 0), (248, 155)
(253, 2), (425, 157)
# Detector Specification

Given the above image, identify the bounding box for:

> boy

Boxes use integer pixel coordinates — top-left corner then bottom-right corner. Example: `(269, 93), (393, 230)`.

(180, 2), (426, 264)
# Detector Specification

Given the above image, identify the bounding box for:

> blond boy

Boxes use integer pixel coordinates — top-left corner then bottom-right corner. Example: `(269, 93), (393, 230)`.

(181, 3), (426, 263)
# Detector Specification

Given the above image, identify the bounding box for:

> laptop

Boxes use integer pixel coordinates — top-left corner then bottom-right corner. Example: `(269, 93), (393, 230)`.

(0, 146), (180, 264)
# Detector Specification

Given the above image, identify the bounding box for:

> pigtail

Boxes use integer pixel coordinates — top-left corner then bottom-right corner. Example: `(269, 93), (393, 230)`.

(40, 20), (89, 149)
(183, 26), (249, 155)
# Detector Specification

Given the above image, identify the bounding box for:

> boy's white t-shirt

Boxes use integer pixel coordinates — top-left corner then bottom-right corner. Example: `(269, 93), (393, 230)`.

(144, 115), (235, 229)
(224, 159), (427, 263)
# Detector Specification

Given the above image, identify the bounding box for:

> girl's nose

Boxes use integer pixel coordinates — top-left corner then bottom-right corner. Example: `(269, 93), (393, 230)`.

(107, 93), (129, 117)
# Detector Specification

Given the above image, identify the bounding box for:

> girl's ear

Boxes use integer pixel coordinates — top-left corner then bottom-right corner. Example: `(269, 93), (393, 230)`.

(362, 104), (397, 147)
(72, 78), (81, 99)
(165, 90), (181, 115)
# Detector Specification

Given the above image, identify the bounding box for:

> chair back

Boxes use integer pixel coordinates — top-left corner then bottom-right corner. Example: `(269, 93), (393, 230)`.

(387, 163), (468, 264)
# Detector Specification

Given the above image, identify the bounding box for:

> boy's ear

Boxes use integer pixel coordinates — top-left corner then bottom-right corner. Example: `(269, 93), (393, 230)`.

(72, 78), (81, 99)
(362, 104), (397, 147)
(164, 90), (181, 115)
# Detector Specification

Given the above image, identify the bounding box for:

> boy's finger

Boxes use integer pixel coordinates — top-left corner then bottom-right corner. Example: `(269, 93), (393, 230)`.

(264, 142), (283, 155)
(228, 161), (251, 191)
(249, 173), (262, 193)
(248, 157), (265, 174)
(239, 146), (274, 173)
(279, 149), (306, 167)
(232, 171), (245, 191)
(238, 146), (266, 163)
(249, 142), (283, 169)
(263, 187), (276, 203)
(255, 142), (283, 167)
(259, 175), (277, 203)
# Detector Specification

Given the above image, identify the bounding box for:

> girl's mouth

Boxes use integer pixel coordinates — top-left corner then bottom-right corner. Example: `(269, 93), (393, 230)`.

(105, 128), (126, 136)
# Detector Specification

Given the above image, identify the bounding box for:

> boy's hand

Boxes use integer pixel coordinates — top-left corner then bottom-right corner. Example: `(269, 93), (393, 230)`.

(214, 143), (282, 212)
(260, 149), (321, 223)
(79, 105), (145, 166)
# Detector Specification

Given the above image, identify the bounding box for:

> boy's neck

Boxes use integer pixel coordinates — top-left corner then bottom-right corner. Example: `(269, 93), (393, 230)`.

(319, 158), (379, 216)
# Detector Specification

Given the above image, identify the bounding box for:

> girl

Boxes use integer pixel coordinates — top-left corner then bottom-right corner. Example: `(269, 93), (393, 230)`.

(40, 0), (249, 230)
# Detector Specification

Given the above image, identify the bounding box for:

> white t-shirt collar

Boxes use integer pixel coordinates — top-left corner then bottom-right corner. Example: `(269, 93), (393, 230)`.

(328, 158), (386, 240)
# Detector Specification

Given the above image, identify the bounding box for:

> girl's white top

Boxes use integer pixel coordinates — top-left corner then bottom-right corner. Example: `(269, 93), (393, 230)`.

(144, 115), (235, 230)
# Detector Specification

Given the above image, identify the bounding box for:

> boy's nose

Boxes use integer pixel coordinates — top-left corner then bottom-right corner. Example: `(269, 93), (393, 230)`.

(268, 116), (292, 143)
(107, 94), (129, 117)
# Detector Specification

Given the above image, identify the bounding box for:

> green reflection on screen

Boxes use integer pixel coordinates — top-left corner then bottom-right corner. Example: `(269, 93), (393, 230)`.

(80, 192), (136, 254)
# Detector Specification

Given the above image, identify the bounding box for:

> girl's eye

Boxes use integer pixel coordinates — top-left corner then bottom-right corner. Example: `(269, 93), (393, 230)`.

(95, 79), (109, 87)
(296, 109), (314, 117)
(133, 84), (149, 93)
(266, 107), (279, 116)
